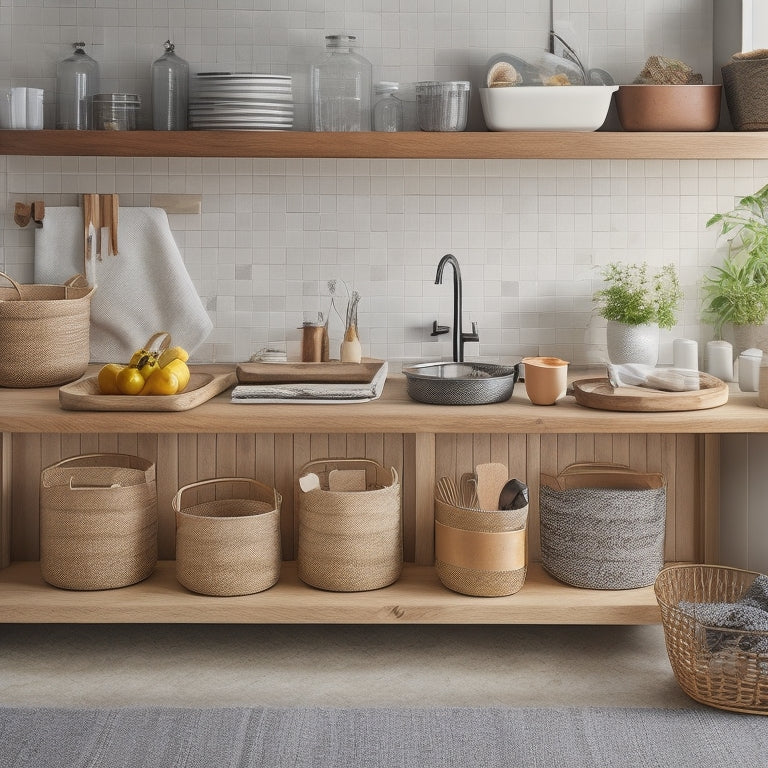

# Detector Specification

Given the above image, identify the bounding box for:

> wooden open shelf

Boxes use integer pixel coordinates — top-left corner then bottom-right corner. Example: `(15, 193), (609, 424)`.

(3, 129), (768, 159)
(0, 561), (663, 625)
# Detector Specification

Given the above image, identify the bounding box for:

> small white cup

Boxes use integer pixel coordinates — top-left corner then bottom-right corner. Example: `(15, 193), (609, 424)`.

(9, 87), (27, 129)
(25, 88), (44, 130)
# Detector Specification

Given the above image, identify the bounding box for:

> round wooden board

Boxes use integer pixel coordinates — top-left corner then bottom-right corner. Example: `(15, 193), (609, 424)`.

(572, 373), (729, 412)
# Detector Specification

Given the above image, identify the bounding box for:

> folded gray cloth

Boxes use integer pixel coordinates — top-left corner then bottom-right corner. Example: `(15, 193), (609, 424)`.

(678, 574), (768, 654)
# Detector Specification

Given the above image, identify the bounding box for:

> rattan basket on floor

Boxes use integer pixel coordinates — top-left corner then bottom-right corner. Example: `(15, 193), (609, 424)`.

(655, 564), (768, 714)
(173, 477), (281, 597)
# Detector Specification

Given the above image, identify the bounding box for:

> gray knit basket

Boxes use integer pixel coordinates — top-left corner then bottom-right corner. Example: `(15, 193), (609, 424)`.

(539, 464), (666, 590)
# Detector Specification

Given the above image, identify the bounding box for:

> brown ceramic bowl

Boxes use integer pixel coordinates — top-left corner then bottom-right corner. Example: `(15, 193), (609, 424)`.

(615, 84), (722, 131)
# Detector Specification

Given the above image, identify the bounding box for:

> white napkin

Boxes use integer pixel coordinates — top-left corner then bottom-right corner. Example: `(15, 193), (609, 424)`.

(35, 207), (213, 362)
(607, 363), (701, 392)
(231, 362), (388, 404)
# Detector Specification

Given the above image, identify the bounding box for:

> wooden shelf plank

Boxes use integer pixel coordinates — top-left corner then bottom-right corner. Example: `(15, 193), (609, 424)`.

(0, 561), (663, 625)
(2, 130), (768, 159)
(0, 367), (763, 435)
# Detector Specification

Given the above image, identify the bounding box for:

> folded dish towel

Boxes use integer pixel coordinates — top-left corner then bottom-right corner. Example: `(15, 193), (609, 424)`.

(678, 574), (768, 654)
(35, 207), (213, 362)
(607, 363), (700, 392)
(231, 362), (388, 404)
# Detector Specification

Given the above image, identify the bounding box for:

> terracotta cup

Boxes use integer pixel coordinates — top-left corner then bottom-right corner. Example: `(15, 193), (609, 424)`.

(521, 356), (569, 406)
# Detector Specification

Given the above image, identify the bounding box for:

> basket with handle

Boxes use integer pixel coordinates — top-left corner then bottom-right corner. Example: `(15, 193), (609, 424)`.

(40, 453), (157, 590)
(655, 564), (768, 714)
(434, 480), (528, 597)
(173, 477), (281, 596)
(297, 458), (402, 592)
(539, 462), (666, 590)
(0, 272), (94, 387)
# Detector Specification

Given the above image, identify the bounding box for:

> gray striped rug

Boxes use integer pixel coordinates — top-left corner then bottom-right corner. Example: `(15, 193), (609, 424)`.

(1, 706), (766, 767)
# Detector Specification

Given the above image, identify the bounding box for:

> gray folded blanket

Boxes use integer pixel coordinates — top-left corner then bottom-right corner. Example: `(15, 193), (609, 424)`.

(678, 574), (768, 654)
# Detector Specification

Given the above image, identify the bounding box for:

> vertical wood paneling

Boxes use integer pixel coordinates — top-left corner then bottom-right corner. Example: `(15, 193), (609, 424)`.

(4, 430), (703, 569)
(1, 433), (10, 568)
(701, 434), (721, 565)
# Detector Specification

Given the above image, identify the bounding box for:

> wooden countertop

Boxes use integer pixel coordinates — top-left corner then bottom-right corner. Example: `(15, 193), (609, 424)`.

(0, 365), (765, 434)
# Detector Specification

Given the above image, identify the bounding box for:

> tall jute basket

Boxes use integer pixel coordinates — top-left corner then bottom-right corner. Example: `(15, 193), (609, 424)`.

(40, 454), (157, 590)
(298, 459), (402, 592)
(434, 491), (528, 597)
(722, 59), (768, 131)
(0, 272), (93, 387)
(539, 462), (666, 590)
(173, 477), (281, 596)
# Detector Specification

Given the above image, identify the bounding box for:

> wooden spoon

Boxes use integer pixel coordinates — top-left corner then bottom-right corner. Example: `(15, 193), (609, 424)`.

(475, 462), (508, 510)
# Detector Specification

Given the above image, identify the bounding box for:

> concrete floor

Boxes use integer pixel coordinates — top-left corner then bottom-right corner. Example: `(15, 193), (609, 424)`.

(0, 623), (694, 709)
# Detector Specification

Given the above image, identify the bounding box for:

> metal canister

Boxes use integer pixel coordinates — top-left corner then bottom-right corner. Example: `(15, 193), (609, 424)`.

(151, 40), (189, 130)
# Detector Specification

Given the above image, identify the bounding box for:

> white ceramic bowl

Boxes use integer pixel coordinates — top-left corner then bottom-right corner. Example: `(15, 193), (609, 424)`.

(479, 85), (618, 131)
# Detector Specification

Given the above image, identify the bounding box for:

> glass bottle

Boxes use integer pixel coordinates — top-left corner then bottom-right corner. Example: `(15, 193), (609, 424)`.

(151, 40), (189, 131)
(373, 82), (403, 132)
(311, 34), (372, 132)
(55, 42), (100, 130)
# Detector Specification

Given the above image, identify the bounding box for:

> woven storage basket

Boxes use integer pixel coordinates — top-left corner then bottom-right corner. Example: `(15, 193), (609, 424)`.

(40, 453), (157, 590)
(173, 477), (281, 597)
(434, 492), (527, 598)
(655, 564), (768, 714)
(0, 272), (93, 387)
(722, 59), (768, 131)
(539, 462), (666, 590)
(297, 459), (402, 592)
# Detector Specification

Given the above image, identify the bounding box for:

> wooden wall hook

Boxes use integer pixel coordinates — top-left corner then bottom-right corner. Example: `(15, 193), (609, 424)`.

(13, 200), (45, 228)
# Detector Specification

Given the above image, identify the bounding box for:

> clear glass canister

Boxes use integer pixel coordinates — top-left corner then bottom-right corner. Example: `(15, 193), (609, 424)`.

(151, 40), (189, 131)
(373, 82), (403, 132)
(311, 34), (372, 131)
(55, 42), (100, 130)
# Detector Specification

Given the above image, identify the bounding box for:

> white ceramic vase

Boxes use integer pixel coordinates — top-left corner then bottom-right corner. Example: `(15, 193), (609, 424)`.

(606, 320), (659, 366)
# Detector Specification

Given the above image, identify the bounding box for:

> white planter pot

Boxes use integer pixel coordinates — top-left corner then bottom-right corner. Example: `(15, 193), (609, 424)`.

(606, 321), (660, 366)
(725, 323), (768, 357)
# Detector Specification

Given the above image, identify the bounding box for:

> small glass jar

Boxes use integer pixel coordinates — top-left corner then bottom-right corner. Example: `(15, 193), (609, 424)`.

(373, 82), (403, 132)
(92, 94), (141, 130)
(55, 42), (100, 130)
(311, 34), (372, 131)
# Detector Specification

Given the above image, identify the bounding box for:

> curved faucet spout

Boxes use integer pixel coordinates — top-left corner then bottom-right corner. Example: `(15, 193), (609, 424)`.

(434, 253), (478, 363)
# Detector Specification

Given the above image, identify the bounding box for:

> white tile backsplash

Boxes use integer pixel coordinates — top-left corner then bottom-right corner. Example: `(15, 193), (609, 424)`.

(0, 0), (752, 366)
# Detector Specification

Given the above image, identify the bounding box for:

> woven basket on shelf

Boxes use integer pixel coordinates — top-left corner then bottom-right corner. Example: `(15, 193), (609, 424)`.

(434, 496), (527, 597)
(655, 564), (768, 715)
(722, 59), (768, 131)
(173, 477), (281, 597)
(297, 459), (402, 592)
(0, 272), (93, 388)
(539, 463), (666, 590)
(40, 453), (157, 590)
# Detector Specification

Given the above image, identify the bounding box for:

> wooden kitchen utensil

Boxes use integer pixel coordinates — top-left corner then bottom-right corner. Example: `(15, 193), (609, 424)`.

(475, 462), (508, 510)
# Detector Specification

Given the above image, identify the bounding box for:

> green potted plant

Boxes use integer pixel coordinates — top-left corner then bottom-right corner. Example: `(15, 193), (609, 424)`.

(593, 261), (683, 365)
(702, 183), (768, 354)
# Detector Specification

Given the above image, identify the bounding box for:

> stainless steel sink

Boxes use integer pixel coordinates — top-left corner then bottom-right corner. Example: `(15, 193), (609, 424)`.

(402, 361), (519, 405)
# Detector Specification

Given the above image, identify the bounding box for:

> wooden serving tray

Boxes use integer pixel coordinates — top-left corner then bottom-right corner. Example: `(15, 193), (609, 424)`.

(59, 371), (237, 412)
(236, 358), (384, 385)
(572, 373), (729, 412)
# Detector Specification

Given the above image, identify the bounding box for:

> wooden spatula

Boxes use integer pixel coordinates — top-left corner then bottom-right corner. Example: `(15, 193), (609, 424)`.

(475, 462), (508, 510)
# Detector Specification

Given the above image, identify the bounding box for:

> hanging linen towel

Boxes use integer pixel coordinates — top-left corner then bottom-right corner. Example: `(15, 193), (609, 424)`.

(35, 207), (213, 362)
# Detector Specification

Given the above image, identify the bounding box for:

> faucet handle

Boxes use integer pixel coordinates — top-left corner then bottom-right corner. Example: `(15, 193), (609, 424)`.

(431, 320), (450, 336)
(463, 321), (479, 343)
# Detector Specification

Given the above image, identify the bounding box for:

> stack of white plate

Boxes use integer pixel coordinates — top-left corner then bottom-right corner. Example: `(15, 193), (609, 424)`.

(189, 72), (293, 131)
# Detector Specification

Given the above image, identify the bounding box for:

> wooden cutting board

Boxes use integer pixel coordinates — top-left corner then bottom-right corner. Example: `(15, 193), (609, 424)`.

(236, 358), (384, 384)
(59, 371), (237, 411)
(572, 373), (729, 412)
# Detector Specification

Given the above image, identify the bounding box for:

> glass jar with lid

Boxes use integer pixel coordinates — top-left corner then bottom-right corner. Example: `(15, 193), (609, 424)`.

(151, 40), (189, 131)
(56, 42), (100, 130)
(311, 34), (372, 131)
(373, 82), (403, 132)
